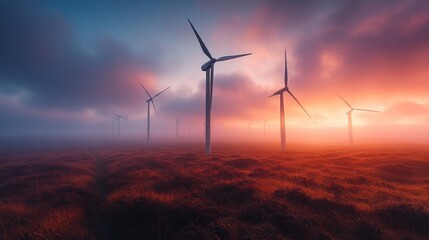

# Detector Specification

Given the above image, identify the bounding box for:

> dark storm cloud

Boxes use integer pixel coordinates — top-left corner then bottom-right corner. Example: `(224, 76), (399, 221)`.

(0, 1), (162, 113)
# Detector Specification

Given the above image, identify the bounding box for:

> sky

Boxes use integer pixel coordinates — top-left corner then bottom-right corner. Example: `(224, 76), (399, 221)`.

(1, 0), (429, 145)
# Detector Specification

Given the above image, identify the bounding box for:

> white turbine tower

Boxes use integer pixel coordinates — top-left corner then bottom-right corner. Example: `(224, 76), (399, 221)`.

(138, 81), (170, 144)
(188, 19), (252, 155)
(269, 50), (311, 151)
(336, 93), (381, 145)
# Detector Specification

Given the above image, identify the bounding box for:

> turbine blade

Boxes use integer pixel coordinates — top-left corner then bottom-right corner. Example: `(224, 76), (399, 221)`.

(284, 50), (288, 87)
(209, 65), (214, 110)
(217, 53), (252, 62)
(287, 90), (311, 119)
(138, 81), (153, 99)
(269, 88), (286, 97)
(152, 86), (171, 99)
(354, 108), (382, 113)
(187, 19), (213, 59)
(151, 100), (159, 117)
(336, 92), (353, 109)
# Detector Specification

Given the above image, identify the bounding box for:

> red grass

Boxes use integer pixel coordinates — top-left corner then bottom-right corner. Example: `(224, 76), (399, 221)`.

(1, 144), (428, 239)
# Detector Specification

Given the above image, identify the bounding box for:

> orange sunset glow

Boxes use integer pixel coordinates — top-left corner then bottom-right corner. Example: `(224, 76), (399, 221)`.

(1, 1), (428, 239)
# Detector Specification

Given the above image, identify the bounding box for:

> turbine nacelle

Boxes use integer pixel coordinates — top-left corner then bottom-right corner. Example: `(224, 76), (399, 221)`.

(201, 58), (216, 71)
(269, 87), (289, 97)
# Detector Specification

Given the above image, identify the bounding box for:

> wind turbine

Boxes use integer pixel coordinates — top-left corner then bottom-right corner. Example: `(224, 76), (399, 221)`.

(269, 50), (311, 151)
(175, 114), (180, 139)
(336, 93), (381, 145)
(138, 81), (170, 144)
(124, 113), (129, 130)
(188, 19), (252, 154)
(248, 120), (253, 137)
(113, 114), (127, 137)
(111, 117), (116, 137)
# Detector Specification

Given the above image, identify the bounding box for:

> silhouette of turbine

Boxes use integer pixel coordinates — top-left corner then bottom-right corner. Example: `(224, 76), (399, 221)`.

(188, 19), (252, 154)
(269, 50), (311, 151)
(336, 93), (381, 145)
(138, 81), (170, 144)
(175, 114), (180, 139)
(113, 114), (127, 137)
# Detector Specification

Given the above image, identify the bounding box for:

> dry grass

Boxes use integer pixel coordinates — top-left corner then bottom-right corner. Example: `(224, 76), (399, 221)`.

(1, 144), (428, 239)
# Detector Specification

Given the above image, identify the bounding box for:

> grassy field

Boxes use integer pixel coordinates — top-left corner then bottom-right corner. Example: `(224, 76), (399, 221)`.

(1, 143), (428, 239)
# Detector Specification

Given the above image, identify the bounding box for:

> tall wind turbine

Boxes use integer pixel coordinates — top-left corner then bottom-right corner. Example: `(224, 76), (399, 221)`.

(138, 81), (170, 144)
(188, 19), (252, 154)
(336, 93), (381, 145)
(269, 50), (311, 151)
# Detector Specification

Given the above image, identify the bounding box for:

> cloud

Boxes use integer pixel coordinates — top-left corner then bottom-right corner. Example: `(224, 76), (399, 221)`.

(379, 100), (429, 124)
(162, 73), (273, 122)
(0, 1), (164, 115)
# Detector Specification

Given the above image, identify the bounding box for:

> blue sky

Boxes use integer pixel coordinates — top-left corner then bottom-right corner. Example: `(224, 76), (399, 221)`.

(1, 0), (429, 144)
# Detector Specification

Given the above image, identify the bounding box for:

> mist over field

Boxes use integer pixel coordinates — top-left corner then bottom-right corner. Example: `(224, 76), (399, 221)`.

(1, 1), (429, 239)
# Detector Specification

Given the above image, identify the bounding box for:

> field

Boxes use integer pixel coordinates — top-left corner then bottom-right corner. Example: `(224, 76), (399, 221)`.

(1, 143), (429, 239)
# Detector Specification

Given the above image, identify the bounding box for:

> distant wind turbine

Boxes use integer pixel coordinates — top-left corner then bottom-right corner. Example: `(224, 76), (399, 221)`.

(113, 114), (127, 137)
(138, 81), (170, 144)
(124, 113), (129, 130)
(263, 119), (268, 136)
(269, 50), (311, 151)
(336, 93), (381, 145)
(175, 114), (180, 138)
(111, 117), (116, 137)
(188, 19), (252, 154)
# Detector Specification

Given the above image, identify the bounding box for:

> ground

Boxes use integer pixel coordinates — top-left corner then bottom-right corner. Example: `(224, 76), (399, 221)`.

(1, 143), (428, 239)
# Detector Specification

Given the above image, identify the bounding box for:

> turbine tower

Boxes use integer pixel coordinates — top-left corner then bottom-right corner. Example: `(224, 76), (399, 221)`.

(124, 113), (129, 130)
(138, 81), (170, 144)
(111, 117), (116, 137)
(175, 115), (180, 139)
(188, 19), (252, 154)
(336, 93), (381, 145)
(269, 50), (311, 151)
(113, 114), (127, 137)
(248, 120), (253, 137)
(263, 119), (268, 136)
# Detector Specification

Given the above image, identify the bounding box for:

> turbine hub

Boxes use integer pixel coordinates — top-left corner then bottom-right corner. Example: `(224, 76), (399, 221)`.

(201, 58), (216, 71)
